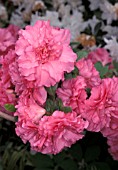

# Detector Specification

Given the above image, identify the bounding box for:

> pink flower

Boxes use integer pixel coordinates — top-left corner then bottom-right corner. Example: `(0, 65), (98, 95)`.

(56, 76), (87, 114)
(82, 77), (118, 132)
(0, 25), (19, 55)
(87, 48), (112, 66)
(0, 82), (16, 115)
(15, 117), (39, 144)
(0, 50), (16, 88)
(101, 117), (118, 139)
(0, 82), (16, 106)
(76, 58), (101, 88)
(7, 24), (19, 39)
(0, 50), (18, 115)
(9, 59), (26, 95)
(15, 20), (77, 87)
(15, 87), (47, 123)
(15, 110), (88, 154)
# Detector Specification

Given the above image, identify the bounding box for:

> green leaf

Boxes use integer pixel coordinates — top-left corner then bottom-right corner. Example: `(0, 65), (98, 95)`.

(84, 145), (101, 162)
(45, 97), (72, 114)
(64, 72), (73, 80)
(4, 104), (16, 112)
(94, 22), (102, 36)
(6, 150), (25, 170)
(45, 99), (55, 113)
(76, 50), (88, 61)
(94, 62), (109, 78)
(56, 98), (63, 109)
(30, 153), (54, 169)
(45, 84), (58, 96)
(61, 106), (72, 113)
(56, 98), (72, 113)
(70, 42), (80, 46)
(64, 66), (79, 80)
(60, 158), (78, 170)
(2, 149), (9, 166)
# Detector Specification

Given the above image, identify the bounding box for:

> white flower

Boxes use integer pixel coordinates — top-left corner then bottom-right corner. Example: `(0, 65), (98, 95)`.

(88, 0), (102, 10)
(61, 9), (87, 41)
(31, 11), (62, 27)
(102, 25), (118, 39)
(52, 0), (84, 12)
(10, 9), (26, 28)
(10, 0), (46, 27)
(104, 37), (118, 61)
(100, 1), (118, 24)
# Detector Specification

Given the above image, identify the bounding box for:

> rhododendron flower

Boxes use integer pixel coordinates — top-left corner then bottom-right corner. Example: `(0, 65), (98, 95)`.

(15, 110), (88, 154)
(15, 20), (77, 87)
(87, 48), (112, 66)
(56, 76), (87, 114)
(0, 82), (16, 106)
(0, 50), (17, 115)
(101, 117), (118, 139)
(0, 50), (16, 88)
(0, 82), (16, 115)
(15, 87), (47, 123)
(9, 59), (26, 95)
(0, 24), (19, 55)
(82, 77), (118, 132)
(76, 58), (101, 88)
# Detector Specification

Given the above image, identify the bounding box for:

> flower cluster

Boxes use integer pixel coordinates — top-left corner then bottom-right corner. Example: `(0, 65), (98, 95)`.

(0, 20), (118, 159)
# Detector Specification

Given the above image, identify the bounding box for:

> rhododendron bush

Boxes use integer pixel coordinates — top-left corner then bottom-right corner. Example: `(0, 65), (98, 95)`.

(0, 19), (118, 170)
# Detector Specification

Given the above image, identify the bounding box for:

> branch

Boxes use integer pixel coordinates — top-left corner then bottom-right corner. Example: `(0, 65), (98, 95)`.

(0, 111), (15, 122)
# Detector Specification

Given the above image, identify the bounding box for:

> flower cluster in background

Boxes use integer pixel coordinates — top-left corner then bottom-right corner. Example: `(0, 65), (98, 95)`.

(0, 0), (118, 170)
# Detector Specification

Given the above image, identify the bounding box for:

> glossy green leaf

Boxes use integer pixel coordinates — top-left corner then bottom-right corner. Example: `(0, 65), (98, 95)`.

(4, 104), (16, 112)
(94, 62), (109, 78)
(76, 50), (88, 61)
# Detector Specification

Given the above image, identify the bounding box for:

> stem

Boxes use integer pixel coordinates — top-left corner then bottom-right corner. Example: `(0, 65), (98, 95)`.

(0, 111), (15, 122)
